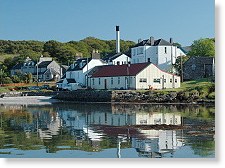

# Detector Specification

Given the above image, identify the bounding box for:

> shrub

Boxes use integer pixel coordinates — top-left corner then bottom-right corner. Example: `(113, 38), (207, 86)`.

(208, 92), (215, 99)
(2, 77), (13, 84)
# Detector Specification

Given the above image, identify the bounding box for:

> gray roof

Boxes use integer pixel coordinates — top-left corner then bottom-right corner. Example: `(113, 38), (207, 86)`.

(133, 38), (172, 47)
(38, 61), (52, 68)
(67, 58), (91, 71)
(181, 46), (191, 54)
(184, 56), (214, 65)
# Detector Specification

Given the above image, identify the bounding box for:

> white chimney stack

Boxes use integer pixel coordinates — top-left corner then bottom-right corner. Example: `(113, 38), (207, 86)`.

(116, 26), (120, 53)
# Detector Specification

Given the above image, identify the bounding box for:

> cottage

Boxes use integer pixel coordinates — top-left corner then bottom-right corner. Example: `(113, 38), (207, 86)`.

(11, 56), (64, 82)
(65, 54), (107, 87)
(183, 56), (215, 80)
(11, 57), (36, 76)
(130, 37), (186, 72)
(89, 63), (180, 90)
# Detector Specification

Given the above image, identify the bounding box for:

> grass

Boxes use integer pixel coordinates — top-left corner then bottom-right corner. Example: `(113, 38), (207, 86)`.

(155, 78), (214, 93)
(0, 53), (19, 62)
(0, 82), (56, 93)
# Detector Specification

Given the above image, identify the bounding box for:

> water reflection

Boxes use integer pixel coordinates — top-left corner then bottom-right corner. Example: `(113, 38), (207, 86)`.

(0, 103), (215, 158)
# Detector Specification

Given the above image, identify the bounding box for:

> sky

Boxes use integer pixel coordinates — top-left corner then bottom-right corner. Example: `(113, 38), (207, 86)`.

(0, 0), (214, 46)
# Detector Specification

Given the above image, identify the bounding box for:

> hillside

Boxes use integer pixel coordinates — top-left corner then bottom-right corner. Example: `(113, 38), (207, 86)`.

(0, 38), (136, 65)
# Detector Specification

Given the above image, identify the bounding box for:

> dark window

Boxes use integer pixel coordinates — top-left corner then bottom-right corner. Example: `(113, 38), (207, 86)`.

(170, 79), (172, 83)
(118, 77), (120, 84)
(111, 77), (113, 85)
(175, 79), (177, 83)
(147, 58), (151, 62)
(99, 78), (101, 85)
(140, 78), (147, 82)
(153, 79), (161, 83)
(165, 47), (167, 54)
(164, 79), (166, 83)
(92, 79), (95, 85)
(117, 61), (120, 65)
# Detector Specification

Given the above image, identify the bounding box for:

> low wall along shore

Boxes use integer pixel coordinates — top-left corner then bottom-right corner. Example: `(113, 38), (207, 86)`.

(53, 90), (214, 104)
(1, 90), (214, 104)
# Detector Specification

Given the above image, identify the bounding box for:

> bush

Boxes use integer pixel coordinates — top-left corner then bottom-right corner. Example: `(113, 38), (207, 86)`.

(11, 75), (21, 83)
(208, 92), (215, 99)
(2, 77), (13, 84)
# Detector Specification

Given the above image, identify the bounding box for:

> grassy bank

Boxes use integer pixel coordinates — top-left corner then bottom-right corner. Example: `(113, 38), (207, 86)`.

(0, 82), (55, 93)
(149, 78), (215, 100)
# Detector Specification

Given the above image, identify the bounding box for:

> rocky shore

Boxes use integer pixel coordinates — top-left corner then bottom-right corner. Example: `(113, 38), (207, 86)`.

(52, 90), (215, 104)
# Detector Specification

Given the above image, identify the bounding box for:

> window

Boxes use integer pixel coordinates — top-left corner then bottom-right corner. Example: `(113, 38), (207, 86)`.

(139, 78), (147, 82)
(170, 79), (172, 83)
(117, 61), (120, 65)
(164, 79), (166, 83)
(147, 58), (151, 62)
(153, 78), (161, 83)
(137, 47), (144, 55)
(92, 78), (95, 85)
(175, 79), (177, 83)
(165, 47), (167, 54)
(118, 77), (120, 84)
(99, 78), (101, 85)
(111, 77), (113, 85)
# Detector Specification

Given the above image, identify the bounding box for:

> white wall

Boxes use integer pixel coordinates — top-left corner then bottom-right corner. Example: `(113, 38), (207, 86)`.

(89, 76), (136, 90)
(108, 54), (131, 65)
(90, 64), (180, 90)
(131, 45), (186, 72)
(136, 64), (180, 90)
(66, 59), (107, 86)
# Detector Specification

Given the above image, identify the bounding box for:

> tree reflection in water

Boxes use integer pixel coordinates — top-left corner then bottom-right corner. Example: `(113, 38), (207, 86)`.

(0, 103), (215, 158)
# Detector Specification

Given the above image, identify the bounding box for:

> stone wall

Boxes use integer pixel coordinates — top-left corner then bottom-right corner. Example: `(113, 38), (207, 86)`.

(53, 90), (214, 104)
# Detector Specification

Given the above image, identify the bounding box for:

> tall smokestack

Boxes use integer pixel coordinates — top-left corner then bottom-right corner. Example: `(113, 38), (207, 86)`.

(116, 26), (120, 53)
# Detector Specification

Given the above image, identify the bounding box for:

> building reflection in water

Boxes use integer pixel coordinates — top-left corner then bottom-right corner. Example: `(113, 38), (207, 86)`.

(2, 104), (184, 158)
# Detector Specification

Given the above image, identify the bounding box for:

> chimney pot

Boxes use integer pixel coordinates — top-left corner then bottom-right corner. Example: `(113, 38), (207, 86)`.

(150, 36), (154, 46)
(170, 38), (173, 44)
(138, 38), (142, 43)
(116, 26), (119, 31)
(116, 26), (120, 53)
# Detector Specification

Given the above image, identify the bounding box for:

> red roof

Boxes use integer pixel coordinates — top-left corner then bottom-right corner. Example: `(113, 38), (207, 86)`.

(91, 63), (150, 77)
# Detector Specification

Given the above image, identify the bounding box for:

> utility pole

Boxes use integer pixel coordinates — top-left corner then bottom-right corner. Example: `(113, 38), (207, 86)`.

(86, 56), (89, 88)
(36, 59), (39, 86)
(180, 55), (183, 83)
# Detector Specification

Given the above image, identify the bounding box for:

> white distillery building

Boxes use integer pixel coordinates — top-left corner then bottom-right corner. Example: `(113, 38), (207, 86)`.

(106, 52), (131, 65)
(105, 26), (131, 65)
(65, 54), (107, 87)
(131, 37), (186, 72)
(89, 63), (180, 90)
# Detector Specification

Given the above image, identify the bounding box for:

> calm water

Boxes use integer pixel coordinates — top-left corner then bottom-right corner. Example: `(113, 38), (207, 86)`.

(0, 103), (215, 158)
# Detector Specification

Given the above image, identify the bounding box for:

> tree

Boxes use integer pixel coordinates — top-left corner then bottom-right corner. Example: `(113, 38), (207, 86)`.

(188, 38), (215, 57)
(11, 75), (21, 83)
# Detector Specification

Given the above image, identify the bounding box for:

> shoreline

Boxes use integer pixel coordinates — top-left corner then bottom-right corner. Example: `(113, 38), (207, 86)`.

(0, 96), (62, 105)
(0, 95), (215, 106)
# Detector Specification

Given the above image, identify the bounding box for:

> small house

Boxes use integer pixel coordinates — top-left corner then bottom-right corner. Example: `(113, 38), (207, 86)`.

(89, 63), (180, 90)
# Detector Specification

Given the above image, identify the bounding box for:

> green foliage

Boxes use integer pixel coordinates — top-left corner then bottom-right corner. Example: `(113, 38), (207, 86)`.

(174, 55), (190, 75)
(11, 75), (21, 83)
(208, 92), (215, 99)
(0, 38), (135, 65)
(2, 77), (13, 84)
(188, 38), (215, 57)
